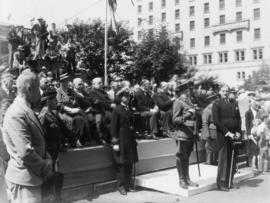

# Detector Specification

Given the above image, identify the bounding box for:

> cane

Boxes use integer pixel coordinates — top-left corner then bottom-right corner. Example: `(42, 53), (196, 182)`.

(133, 162), (136, 190)
(228, 144), (235, 189)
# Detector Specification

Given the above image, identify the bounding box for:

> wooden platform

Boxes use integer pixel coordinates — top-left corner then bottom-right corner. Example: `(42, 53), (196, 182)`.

(58, 138), (206, 201)
(135, 164), (256, 197)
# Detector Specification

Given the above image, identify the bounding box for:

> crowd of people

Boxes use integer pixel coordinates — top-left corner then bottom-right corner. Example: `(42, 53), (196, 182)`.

(0, 17), (269, 203)
(4, 17), (89, 79)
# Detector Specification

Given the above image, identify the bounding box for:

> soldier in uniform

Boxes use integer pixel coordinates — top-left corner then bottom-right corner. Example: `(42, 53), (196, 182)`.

(172, 84), (199, 189)
(212, 86), (241, 191)
(111, 91), (138, 195)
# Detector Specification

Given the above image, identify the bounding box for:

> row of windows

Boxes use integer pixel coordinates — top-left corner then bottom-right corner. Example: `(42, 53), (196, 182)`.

(188, 48), (263, 66)
(189, 28), (261, 48)
(138, 8), (260, 27)
(189, 4), (260, 19)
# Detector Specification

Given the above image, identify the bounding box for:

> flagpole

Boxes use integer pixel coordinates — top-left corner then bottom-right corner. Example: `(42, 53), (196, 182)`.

(104, 0), (108, 86)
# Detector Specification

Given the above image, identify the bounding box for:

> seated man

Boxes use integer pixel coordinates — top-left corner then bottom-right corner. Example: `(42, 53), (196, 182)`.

(56, 76), (91, 147)
(152, 82), (176, 137)
(88, 77), (116, 144)
(133, 79), (159, 139)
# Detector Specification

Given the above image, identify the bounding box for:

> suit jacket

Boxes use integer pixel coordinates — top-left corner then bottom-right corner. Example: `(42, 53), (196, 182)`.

(2, 97), (48, 186)
(88, 88), (112, 113)
(133, 88), (154, 112)
(110, 104), (138, 164)
(152, 92), (173, 112)
(245, 108), (255, 136)
(212, 98), (241, 136)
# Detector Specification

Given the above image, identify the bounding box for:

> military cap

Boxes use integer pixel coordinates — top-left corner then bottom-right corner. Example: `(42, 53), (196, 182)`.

(41, 87), (57, 102)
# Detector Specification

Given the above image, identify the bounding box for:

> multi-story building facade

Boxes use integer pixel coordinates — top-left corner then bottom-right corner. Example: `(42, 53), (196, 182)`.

(135, 0), (270, 87)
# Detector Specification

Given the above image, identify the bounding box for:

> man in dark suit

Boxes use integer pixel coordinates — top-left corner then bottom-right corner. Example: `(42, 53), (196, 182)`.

(2, 71), (53, 202)
(88, 77), (115, 144)
(111, 91), (138, 195)
(212, 86), (242, 191)
(245, 99), (260, 168)
(152, 82), (176, 136)
(133, 79), (159, 138)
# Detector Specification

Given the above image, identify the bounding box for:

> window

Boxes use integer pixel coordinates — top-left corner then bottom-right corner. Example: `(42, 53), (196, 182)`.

(254, 8), (260, 20)
(138, 31), (142, 40)
(189, 55), (197, 66)
(236, 11), (242, 21)
(149, 2), (153, 11)
(219, 52), (228, 63)
(190, 21), (195, 31)
(236, 0), (241, 7)
(161, 0), (166, 8)
(220, 15), (225, 24)
(204, 18), (210, 28)
(235, 50), (245, 61)
(175, 9), (180, 19)
(137, 5), (142, 14)
(189, 6), (195, 17)
(253, 48), (263, 60)
(137, 18), (142, 26)
(148, 28), (154, 36)
(204, 36), (210, 47)
(175, 24), (180, 33)
(162, 26), (166, 33)
(175, 0), (180, 5)
(190, 38), (195, 49)
(161, 12), (166, 22)
(254, 28), (261, 40)
(204, 3), (209, 13)
(219, 0), (225, 10)
(203, 54), (212, 64)
(149, 15), (153, 25)
(236, 31), (243, 42)
(220, 33), (226, 44)
(237, 71), (246, 80)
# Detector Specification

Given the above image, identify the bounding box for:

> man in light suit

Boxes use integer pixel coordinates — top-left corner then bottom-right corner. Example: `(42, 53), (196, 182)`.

(2, 71), (53, 202)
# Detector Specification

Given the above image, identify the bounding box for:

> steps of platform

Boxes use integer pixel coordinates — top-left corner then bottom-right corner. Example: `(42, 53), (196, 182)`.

(135, 164), (258, 197)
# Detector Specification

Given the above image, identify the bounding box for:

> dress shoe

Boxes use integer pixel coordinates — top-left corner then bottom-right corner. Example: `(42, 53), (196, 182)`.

(218, 186), (229, 192)
(179, 180), (188, 189)
(186, 180), (199, 187)
(229, 184), (234, 189)
(118, 187), (127, 195)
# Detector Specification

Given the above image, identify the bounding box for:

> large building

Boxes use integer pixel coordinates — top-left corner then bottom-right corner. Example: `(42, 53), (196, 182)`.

(134, 0), (270, 87)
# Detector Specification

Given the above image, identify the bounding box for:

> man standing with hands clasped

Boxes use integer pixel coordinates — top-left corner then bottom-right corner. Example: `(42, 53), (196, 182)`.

(212, 86), (242, 191)
(2, 71), (54, 202)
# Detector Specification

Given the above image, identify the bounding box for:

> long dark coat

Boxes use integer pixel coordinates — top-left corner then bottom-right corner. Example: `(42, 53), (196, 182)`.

(110, 104), (138, 164)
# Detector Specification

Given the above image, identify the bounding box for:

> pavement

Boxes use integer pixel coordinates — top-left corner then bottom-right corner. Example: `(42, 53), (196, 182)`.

(72, 172), (270, 203)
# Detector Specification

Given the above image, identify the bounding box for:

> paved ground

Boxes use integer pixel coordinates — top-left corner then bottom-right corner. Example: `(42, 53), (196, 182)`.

(73, 173), (270, 203)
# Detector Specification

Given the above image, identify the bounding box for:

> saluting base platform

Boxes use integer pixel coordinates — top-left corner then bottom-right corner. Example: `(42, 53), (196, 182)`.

(135, 164), (258, 197)
(58, 138), (206, 201)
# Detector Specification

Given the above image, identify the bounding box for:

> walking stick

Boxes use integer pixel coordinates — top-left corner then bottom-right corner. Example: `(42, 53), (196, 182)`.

(228, 143), (235, 189)
(193, 119), (201, 177)
(133, 162), (136, 190)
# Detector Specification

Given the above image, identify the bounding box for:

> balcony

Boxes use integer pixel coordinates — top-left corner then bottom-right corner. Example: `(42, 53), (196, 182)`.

(212, 19), (249, 35)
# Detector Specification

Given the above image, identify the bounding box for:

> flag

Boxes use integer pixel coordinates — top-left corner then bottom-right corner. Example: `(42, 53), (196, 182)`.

(7, 13), (12, 21)
(108, 0), (118, 33)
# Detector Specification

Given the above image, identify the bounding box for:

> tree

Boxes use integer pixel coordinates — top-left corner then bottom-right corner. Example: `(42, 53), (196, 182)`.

(59, 19), (135, 81)
(241, 62), (270, 90)
(131, 30), (189, 83)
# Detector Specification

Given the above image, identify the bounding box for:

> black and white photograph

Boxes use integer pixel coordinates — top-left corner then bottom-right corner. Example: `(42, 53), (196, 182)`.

(0, 0), (270, 202)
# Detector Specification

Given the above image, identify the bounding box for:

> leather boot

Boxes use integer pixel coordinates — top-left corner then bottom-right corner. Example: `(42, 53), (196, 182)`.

(206, 153), (212, 165)
(184, 158), (199, 187)
(176, 159), (188, 189)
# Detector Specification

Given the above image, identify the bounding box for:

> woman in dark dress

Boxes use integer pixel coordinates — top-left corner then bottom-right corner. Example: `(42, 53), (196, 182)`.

(110, 91), (138, 195)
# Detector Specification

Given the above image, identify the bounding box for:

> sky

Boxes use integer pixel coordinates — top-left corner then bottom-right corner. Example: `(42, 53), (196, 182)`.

(0, 0), (136, 28)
